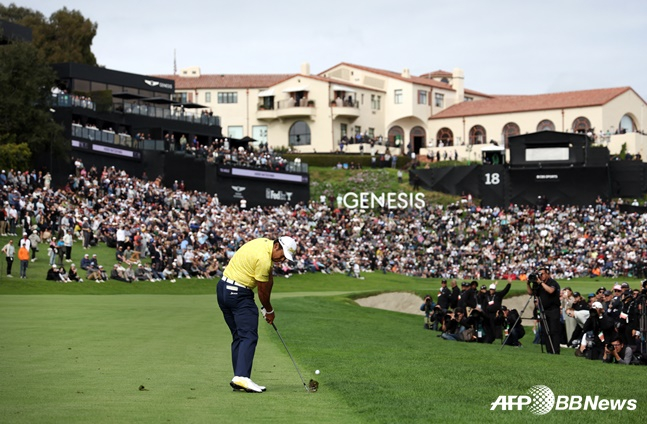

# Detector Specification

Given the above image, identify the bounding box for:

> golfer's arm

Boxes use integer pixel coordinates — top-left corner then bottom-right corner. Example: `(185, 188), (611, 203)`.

(257, 274), (274, 312)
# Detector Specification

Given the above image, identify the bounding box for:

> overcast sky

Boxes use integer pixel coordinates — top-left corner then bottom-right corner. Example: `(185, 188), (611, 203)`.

(14, 0), (647, 98)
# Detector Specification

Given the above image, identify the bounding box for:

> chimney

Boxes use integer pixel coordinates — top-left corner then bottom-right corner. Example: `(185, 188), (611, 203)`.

(301, 62), (311, 75)
(452, 68), (464, 103)
(401, 68), (411, 78)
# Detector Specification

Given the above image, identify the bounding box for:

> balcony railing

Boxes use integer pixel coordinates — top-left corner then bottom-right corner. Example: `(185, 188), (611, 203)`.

(72, 124), (135, 148)
(51, 93), (220, 126)
(52, 93), (96, 111)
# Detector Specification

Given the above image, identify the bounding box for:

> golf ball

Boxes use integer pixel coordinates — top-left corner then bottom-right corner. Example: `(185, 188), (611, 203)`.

(315, 370), (320, 375)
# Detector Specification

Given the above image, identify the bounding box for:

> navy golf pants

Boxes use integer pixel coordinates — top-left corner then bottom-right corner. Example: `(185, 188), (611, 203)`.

(216, 279), (259, 378)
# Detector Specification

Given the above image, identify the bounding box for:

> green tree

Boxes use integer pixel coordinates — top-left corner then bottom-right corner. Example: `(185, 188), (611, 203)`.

(0, 3), (98, 65)
(0, 41), (66, 169)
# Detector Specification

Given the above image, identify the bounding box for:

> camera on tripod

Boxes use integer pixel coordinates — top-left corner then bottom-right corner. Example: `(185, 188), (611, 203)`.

(527, 272), (541, 291)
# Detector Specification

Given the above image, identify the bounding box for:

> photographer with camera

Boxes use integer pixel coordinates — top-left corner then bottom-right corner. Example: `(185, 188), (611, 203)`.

(576, 301), (615, 359)
(501, 306), (526, 347)
(420, 295), (435, 329)
(440, 308), (475, 342)
(602, 336), (633, 364)
(526, 267), (561, 354)
(481, 281), (512, 343)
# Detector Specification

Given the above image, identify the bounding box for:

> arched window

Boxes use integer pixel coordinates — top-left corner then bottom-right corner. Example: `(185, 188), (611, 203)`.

(410, 126), (426, 152)
(436, 128), (454, 147)
(571, 117), (591, 134)
(469, 125), (486, 145)
(537, 119), (555, 132)
(502, 122), (520, 149)
(289, 121), (311, 146)
(388, 126), (404, 147)
(619, 114), (636, 133)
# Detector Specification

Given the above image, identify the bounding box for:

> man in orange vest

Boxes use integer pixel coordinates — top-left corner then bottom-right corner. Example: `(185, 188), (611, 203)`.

(18, 244), (30, 279)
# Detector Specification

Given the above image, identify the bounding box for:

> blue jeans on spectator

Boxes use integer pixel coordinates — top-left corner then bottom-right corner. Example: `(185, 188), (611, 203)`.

(20, 259), (28, 278)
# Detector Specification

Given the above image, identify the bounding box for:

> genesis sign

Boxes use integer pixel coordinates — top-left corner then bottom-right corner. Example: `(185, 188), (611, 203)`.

(338, 192), (425, 210)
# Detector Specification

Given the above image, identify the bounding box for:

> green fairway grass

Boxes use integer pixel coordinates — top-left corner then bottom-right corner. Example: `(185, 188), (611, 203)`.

(1, 236), (645, 423)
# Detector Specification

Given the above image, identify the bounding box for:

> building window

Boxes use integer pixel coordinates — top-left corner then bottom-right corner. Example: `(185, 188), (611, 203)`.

(172, 93), (187, 103)
(537, 119), (555, 132)
(418, 90), (428, 105)
(289, 121), (311, 146)
(218, 92), (238, 104)
(502, 122), (520, 148)
(205, 92), (211, 103)
(228, 126), (243, 139)
(572, 116), (591, 133)
(469, 125), (486, 145)
(394, 89), (403, 104)
(435, 93), (444, 108)
(341, 123), (347, 137)
(464, 96), (473, 102)
(368, 128), (375, 138)
(371, 95), (381, 110)
(436, 128), (454, 147)
(354, 126), (361, 136)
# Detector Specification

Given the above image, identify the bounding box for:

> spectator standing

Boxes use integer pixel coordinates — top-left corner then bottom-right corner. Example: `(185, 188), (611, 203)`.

(18, 244), (29, 278)
(28, 230), (40, 262)
(2, 239), (15, 277)
(63, 230), (73, 262)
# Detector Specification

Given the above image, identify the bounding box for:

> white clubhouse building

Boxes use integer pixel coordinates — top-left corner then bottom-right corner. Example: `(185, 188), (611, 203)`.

(160, 63), (647, 161)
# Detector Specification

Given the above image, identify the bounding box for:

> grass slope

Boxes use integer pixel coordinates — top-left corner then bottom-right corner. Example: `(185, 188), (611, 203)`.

(1, 270), (645, 423)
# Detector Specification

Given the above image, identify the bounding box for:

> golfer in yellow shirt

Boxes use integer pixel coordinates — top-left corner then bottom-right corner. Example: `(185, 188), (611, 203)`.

(217, 236), (297, 393)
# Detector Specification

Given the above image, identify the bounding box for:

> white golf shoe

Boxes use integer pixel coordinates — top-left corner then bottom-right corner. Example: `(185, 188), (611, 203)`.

(230, 376), (266, 393)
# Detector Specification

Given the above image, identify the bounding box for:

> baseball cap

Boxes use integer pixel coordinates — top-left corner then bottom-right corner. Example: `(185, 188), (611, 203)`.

(489, 284), (497, 290)
(573, 291), (581, 297)
(613, 284), (622, 290)
(588, 293), (595, 298)
(480, 285), (487, 290)
(621, 282), (630, 289)
(592, 301), (603, 309)
(278, 236), (297, 261)
(604, 290), (612, 296)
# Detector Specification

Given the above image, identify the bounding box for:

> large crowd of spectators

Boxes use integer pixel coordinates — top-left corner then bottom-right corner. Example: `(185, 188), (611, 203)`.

(3, 164), (647, 283)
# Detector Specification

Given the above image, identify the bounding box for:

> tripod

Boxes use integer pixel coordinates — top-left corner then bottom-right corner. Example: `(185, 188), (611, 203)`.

(500, 293), (534, 350)
(500, 291), (556, 353)
(638, 293), (647, 355)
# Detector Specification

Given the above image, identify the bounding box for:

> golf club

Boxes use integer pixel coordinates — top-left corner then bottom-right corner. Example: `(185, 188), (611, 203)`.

(262, 307), (309, 392)
(271, 323), (309, 392)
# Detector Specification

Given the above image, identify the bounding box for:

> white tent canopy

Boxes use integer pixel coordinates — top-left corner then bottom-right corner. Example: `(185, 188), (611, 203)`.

(331, 84), (356, 93)
(282, 86), (309, 93)
(258, 89), (275, 97)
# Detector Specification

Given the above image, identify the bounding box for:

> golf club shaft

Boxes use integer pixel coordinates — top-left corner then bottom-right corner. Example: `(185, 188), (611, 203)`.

(271, 323), (309, 392)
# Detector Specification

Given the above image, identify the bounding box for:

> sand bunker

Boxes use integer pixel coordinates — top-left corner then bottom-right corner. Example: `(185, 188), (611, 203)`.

(355, 292), (534, 319)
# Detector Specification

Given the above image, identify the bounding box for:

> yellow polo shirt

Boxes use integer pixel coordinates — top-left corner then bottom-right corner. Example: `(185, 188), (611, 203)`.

(223, 238), (273, 289)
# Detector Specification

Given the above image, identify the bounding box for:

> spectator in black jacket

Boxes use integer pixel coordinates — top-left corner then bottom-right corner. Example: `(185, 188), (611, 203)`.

(483, 281), (512, 343)
(437, 279), (451, 311)
(576, 301), (615, 360)
(501, 306), (526, 347)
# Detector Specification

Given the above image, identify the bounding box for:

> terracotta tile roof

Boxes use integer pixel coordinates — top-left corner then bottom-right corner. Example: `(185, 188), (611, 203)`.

(296, 74), (386, 93)
(155, 73), (295, 90)
(419, 70), (452, 78)
(319, 62), (491, 97)
(156, 72), (386, 93)
(430, 87), (633, 119)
